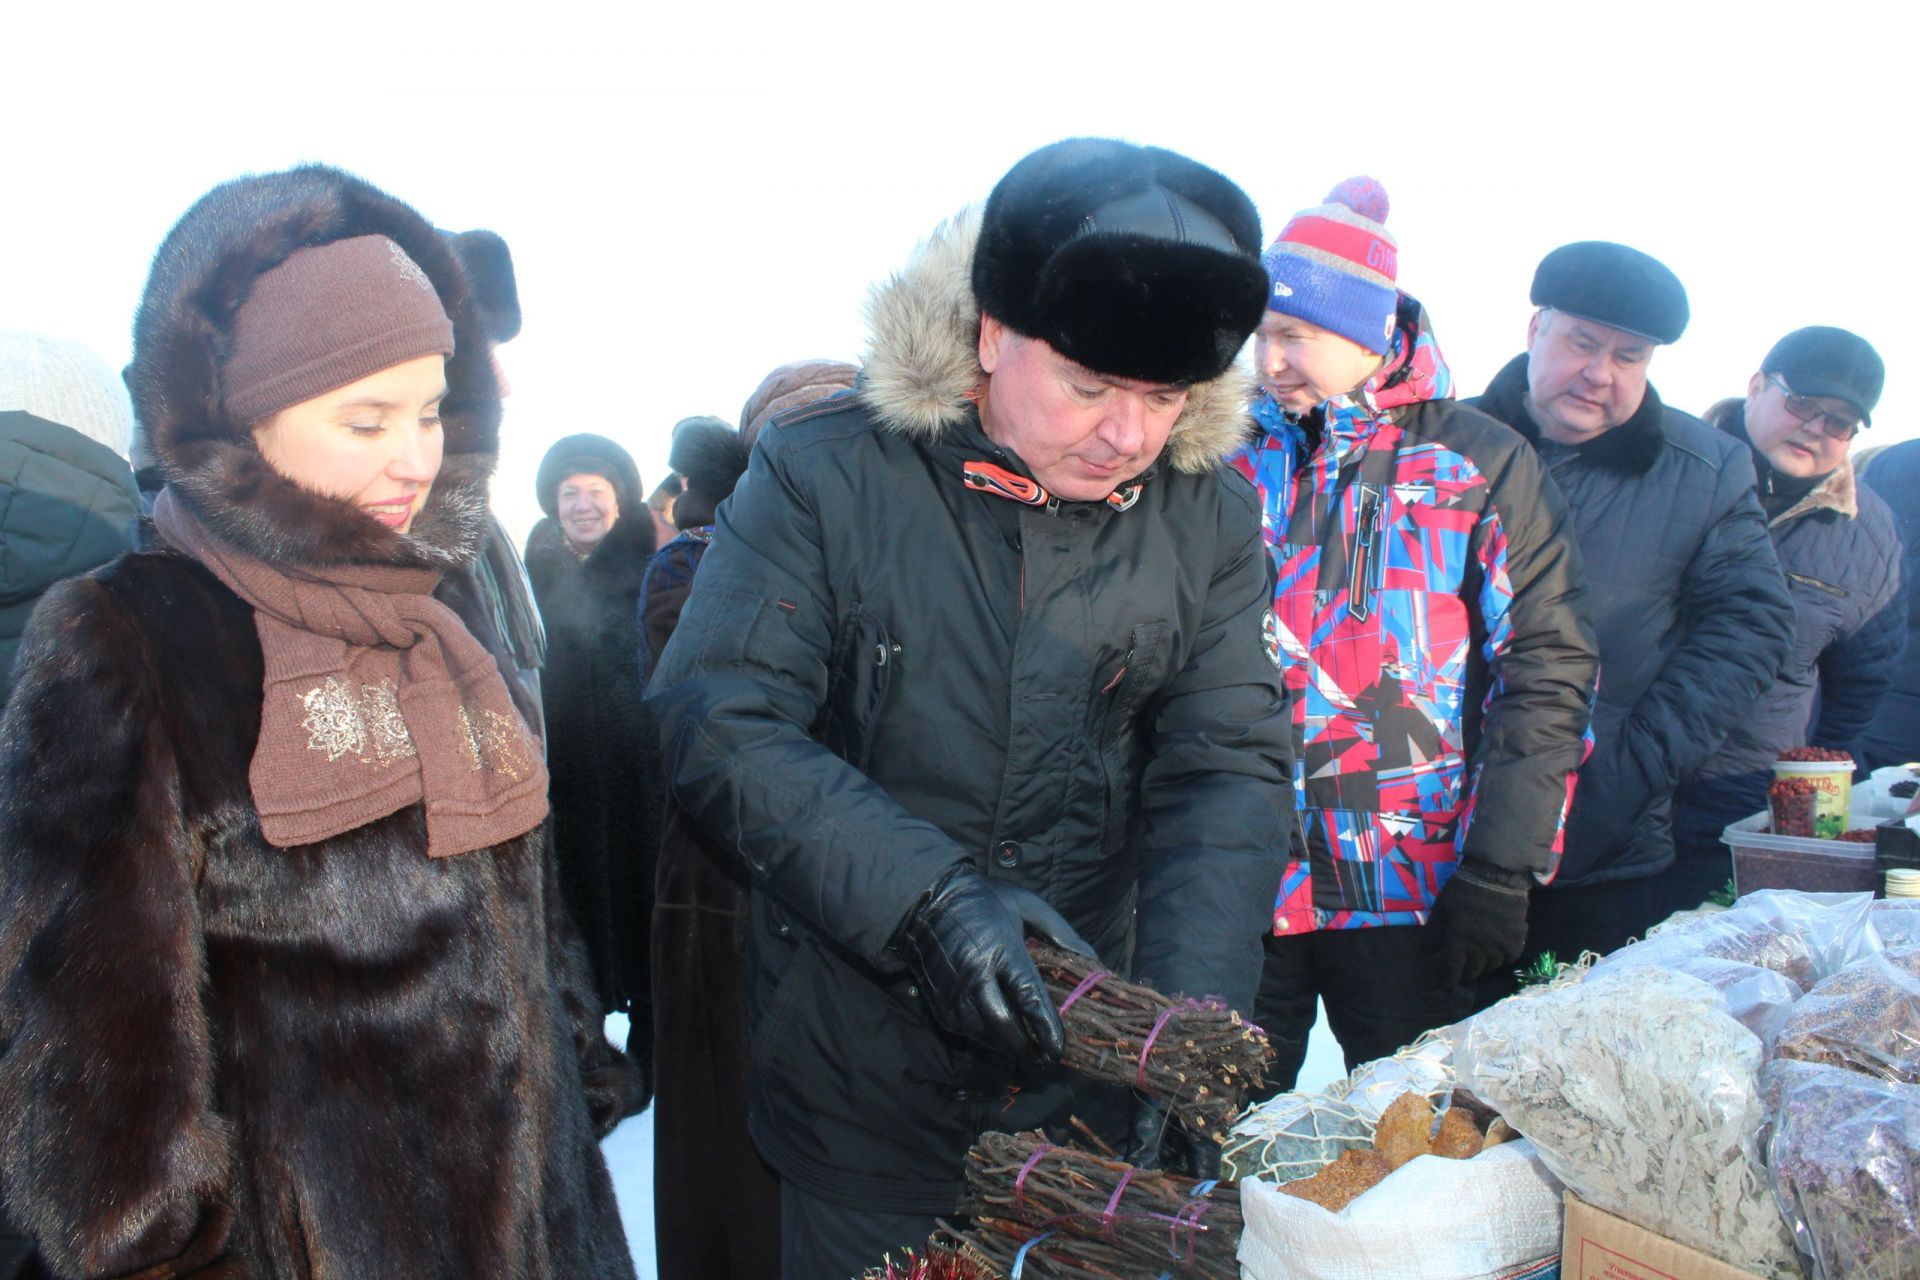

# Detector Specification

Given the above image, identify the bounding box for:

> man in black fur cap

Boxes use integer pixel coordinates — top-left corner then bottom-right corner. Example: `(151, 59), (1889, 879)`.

(648, 138), (1294, 1278)
(1468, 242), (1793, 995)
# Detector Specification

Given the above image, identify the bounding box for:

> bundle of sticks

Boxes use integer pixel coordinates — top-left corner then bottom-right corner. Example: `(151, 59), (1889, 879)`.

(860, 1244), (996, 1280)
(1028, 940), (1272, 1142)
(943, 1130), (1243, 1279)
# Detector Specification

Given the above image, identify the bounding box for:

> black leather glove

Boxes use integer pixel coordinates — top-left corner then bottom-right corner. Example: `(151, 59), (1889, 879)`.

(1125, 1097), (1222, 1178)
(897, 865), (1095, 1061)
(1427, 861), (1533, 988)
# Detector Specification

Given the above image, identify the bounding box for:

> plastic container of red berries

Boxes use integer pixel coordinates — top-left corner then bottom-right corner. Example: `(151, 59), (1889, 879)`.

(1771, 746), (1856, 838)
(1722, 810), (1880, 896)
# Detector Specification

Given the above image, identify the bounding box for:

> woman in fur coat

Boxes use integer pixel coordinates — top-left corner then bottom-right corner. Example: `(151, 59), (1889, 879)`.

(522, 435), (659, 1110)
(0, 166), (635, 1279)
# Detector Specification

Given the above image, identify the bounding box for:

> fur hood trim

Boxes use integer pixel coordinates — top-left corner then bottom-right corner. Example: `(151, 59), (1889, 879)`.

(857, 208), (1255, 476)
(1772, 454), (1858, 525)
(129, 165), (500, 571)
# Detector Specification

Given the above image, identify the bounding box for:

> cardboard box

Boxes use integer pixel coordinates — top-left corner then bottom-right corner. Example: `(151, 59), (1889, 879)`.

(1560, 1193), (1766, 1280)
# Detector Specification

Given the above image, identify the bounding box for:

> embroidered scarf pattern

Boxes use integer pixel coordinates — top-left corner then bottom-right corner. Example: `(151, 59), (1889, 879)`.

(153, 489), (549, 857)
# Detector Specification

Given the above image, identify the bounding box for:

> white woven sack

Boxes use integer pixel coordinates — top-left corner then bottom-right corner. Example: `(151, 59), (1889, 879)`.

(1237, 1139), (1564, 1280)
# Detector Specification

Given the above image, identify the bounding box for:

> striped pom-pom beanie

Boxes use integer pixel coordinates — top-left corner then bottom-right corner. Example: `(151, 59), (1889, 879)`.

(1261, 177), (1399, 354)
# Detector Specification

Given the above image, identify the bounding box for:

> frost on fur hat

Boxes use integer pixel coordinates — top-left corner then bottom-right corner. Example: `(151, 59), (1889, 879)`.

(0, 329), (136, 458)
(1262, 177), (1400, 355)
(972, 138), (1269, 386)
(222, 234), (455, 424)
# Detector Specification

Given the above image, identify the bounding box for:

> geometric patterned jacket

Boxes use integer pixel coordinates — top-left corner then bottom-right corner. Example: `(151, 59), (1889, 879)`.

(1231, 298), (1597, 935)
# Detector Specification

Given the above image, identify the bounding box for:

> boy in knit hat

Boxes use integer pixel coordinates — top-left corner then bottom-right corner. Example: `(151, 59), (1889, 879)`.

(1230, 181), (1597, 1091)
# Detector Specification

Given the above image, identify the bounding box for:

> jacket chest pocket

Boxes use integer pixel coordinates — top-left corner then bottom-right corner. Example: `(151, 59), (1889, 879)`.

(1785, 572), (1852, 656)
(819, 602), (899, 772)
(1787, 571), (1849, 600)
(1094, 621), (1169, 851)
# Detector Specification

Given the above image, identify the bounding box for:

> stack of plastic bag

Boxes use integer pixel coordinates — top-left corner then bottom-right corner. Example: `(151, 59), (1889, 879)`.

(1455, 966), (1799, 1277)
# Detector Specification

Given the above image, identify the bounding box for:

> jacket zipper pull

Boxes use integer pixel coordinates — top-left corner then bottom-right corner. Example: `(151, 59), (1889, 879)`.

(1347, 483), (1383, 621)
(1101, 649), (1134, 696)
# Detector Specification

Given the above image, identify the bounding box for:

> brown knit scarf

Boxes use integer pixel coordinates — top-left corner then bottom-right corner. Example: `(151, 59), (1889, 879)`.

(153, 489), (548, 858)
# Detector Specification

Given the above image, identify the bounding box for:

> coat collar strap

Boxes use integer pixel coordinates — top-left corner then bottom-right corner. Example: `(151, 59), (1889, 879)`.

(962, 460), (1144, 514)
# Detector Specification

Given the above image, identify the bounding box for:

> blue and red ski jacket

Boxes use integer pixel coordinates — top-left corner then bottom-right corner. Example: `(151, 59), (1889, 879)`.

(1231, 298), (1598, 934)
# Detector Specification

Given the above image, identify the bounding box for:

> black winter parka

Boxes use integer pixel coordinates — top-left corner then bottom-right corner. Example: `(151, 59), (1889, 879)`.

(647, 211), (1294, 1214)
(1470, 356), (1793, 886)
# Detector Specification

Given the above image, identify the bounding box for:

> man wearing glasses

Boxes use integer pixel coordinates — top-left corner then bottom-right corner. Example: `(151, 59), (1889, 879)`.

(1664, 328), (1899, 914)
(1468, 242), (1793, 997)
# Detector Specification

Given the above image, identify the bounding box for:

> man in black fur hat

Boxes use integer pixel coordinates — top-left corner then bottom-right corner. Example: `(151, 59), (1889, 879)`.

(1468, 242), (1793, 995)
(649, 138), (1294, 1278)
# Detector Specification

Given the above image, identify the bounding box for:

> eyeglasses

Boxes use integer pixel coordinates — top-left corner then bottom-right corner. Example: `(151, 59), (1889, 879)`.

(1767, 373), (1861, 442)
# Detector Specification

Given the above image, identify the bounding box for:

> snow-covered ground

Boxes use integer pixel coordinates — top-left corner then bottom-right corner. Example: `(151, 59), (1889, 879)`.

(601, 1003), (1347, 1275)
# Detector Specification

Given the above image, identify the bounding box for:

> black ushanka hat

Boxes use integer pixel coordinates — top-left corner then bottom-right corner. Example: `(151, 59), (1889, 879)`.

(971, 138), (1269, 386)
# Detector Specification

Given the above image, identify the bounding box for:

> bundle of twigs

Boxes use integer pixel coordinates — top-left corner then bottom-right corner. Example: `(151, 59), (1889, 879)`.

(949, 1130), (1243, 1279)
(860, 1242), (997, 1280)
(1028, 940), (1271, 1142)
(936, 1218), (1128, 1280)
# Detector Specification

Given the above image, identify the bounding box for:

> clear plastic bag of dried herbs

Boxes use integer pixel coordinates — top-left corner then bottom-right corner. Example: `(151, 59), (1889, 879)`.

(1767, 1061), (1920, 1280)
(1772, 947), (1920, 1084)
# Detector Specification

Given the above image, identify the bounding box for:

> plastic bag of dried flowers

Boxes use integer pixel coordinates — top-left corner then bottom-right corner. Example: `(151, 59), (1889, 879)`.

(1772, 947), (1920, 1084)
(1767, 1061), (1920, 1279)
(1600, 890), (1875, 990)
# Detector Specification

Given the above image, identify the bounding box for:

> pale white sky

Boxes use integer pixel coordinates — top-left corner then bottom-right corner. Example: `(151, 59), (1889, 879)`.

(5, 2), (1912, 545)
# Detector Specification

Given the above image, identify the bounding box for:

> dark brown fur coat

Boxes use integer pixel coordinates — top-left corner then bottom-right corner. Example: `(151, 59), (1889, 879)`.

(0, 166), (634, 1279)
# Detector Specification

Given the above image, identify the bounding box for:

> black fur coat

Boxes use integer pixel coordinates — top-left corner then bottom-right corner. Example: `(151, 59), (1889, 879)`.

(0, 166), (635, 1279)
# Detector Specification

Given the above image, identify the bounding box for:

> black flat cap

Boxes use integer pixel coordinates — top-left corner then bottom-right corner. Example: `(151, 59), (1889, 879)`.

(1531, 241), (1689, 345)
(1763, 326), (1884, 425)
(972, 138), (1269, 386)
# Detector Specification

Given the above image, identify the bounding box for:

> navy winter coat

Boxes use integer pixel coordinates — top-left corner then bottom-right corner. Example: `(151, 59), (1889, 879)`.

(647, 212), (1293, 1214)
(1858, 437), (1920, 768)
(0, 410), (140, 704)
(1673, 403), (1902, 847)
(1470, 357), (1794, 886)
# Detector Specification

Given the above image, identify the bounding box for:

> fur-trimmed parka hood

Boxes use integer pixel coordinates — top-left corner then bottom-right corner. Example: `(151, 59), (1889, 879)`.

(129, 164), (500, 570)
(857, 208), (1255, 477)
